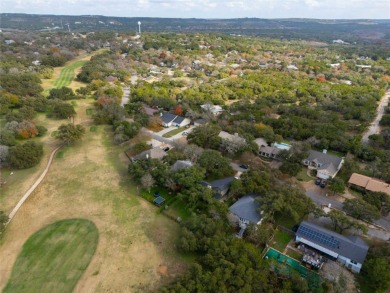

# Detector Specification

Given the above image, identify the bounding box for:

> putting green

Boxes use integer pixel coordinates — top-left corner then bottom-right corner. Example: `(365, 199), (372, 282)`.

(4, 218), (99, 293)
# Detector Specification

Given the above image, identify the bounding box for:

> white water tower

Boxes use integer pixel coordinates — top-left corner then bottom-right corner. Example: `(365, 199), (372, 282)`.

(137, 21), (141, 35)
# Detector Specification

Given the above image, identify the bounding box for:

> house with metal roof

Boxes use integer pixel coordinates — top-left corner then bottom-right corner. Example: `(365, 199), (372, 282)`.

(229, 195), (263, 229)
(202, 177), (236, 199)
(303, 150), (344, 180)
(348, 173), (390, 196)
(296, 221), (369, 273)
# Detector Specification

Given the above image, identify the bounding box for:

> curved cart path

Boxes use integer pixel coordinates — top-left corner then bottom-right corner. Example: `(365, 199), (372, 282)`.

(7, 146), (62, 223)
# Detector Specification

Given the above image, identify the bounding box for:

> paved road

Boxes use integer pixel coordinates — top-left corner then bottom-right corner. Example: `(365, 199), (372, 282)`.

(7, 146), (62, 223)
(362, 90), (390, 144)
(305, 190), (343, 210)
(305, 189), (390, 231)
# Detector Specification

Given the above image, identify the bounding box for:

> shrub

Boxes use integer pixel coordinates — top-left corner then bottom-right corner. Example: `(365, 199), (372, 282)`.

(9, 141), (44, 169)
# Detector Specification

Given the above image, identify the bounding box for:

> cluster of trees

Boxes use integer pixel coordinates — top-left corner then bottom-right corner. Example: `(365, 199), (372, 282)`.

(163, 216), (316, 292)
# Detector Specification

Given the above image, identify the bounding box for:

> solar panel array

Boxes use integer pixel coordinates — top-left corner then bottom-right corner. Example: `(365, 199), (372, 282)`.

(299, 225), (340, 249)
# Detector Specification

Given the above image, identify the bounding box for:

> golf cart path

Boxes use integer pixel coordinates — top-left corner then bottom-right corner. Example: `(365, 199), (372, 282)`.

(7, 146), (62, 223)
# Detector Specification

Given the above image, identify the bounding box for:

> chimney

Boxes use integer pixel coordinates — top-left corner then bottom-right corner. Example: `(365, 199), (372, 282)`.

(323, 149), (327, 154)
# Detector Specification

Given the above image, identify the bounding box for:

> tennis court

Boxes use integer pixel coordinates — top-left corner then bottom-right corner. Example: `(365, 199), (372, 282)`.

(264, 248), (322, 291)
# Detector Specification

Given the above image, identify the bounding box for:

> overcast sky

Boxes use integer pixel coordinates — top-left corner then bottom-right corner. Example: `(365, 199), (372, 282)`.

(3, 0), (390, 19)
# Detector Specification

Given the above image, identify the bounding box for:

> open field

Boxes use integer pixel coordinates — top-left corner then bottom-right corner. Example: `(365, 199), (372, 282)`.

(0, 122), (186, 292)
(4, 219), (99, 293)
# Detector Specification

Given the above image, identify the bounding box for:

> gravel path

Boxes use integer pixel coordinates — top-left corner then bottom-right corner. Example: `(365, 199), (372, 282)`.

(362, 90), (390, 144)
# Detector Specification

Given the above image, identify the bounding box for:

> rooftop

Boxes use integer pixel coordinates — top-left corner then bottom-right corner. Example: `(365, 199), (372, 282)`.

(171, 160), (193, 172)
(306, 150), (343, 168)
(132, 147), (167, 161)
(229, 195), (262, 224)
(203, 177), (235, 190)
(296, 221), (369, 264)
(348, 173), (390, 196)
(161, 112), (177, 124)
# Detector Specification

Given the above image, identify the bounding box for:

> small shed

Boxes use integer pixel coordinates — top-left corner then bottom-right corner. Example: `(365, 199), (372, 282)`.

(153, 196), (166, 207)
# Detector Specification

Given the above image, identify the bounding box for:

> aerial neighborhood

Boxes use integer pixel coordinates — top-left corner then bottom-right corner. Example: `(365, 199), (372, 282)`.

(0, 14), (389, 293)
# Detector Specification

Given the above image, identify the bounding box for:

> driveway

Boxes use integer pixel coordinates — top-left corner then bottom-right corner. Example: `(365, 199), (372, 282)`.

(230, 162), (250, 173)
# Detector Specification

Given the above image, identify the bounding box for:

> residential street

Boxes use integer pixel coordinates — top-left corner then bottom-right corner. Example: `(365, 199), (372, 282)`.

(305, 188), (390, 232)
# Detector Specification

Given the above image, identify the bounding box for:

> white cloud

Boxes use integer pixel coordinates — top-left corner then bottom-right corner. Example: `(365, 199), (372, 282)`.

(2, 0), (389, 18)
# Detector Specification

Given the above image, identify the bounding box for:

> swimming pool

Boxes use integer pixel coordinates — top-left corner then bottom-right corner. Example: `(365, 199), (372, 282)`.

(273, 142), (291, 150)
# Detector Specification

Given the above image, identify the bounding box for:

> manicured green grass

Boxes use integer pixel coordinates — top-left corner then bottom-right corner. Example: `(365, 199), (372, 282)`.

(4, 219), (99, 293)
(53, 61), (86, 88)
(271, 229), (292, 252)
(162, 126), (187, 138)
(296, 168), (313, 182)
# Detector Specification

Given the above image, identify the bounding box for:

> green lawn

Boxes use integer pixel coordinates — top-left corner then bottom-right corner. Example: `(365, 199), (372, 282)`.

(296, 168), (313, 182)
(162, 126), (187, 138)
(286, 248), (302, 261)
(271, 229), (292, 252)
(53, 61), (86, 88)
(4, 219), (99, 293)
(140, 187), (191, 220)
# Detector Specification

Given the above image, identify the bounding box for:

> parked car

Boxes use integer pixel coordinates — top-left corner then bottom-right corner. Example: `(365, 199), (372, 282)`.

(320, 180), (327, 188)
(162, 147), (170, 152)
(182, 131), (188, 136)
(239, 164), (249, 170)
(315, 178), (321, 185)
(153, 192), (160, 197)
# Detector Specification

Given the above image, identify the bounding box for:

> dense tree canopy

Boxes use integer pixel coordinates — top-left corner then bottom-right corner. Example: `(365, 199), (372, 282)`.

(8, 141), (43, 169)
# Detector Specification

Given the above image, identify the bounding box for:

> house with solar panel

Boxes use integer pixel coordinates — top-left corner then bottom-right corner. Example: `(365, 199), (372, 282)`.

(296, 221), (369, 273)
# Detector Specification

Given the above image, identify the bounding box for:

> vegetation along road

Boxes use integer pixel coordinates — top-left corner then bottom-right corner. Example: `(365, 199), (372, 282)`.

(362, 90), (390, 144)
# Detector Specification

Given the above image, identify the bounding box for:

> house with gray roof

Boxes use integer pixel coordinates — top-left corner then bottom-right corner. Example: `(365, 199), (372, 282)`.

(202, 177), (236, 199)
(229, 195), (263, 229)
(172, 116), (191, 127)
(259, 145), (282, 159)
(296, 221), (369, 273)
(303, 150), (344, 180)
(171, 160), (193, 172)
(131, 147), (167, 162)
(160, 112), (177, 127)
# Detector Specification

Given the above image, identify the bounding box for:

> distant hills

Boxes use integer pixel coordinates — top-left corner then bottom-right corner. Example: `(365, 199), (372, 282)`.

(1, 13), (390, 43)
